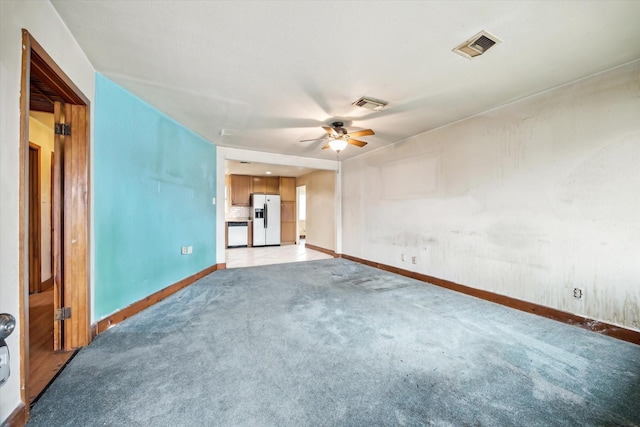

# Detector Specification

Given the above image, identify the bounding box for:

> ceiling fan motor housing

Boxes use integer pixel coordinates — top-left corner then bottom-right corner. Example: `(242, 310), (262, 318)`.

(332, 122), (348, 136)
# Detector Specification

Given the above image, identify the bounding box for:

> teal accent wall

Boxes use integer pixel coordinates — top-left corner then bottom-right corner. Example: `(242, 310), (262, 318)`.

(94, 73), (216, 320)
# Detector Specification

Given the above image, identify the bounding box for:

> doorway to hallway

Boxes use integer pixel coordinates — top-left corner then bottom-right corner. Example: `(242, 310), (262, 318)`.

(20, 30), (91, 411)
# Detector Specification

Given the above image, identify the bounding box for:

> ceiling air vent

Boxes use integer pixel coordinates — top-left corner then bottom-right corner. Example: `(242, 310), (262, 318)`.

(352, 96), (388, 111)
(453, 30), (501, 59)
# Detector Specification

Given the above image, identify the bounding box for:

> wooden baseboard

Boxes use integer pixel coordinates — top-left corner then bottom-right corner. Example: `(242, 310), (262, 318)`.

(341, 254), (640, 346)
(90, 322), (98, 340)
(2, 402), (27, 427)
(216, 263), (226, 270)
(305, 243), (337, 257)
(96, 264), (219, 334)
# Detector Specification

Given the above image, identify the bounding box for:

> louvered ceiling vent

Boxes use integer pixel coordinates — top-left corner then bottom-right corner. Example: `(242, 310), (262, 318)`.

(453, 30), (501, 59)
(352, 96), (388, 111)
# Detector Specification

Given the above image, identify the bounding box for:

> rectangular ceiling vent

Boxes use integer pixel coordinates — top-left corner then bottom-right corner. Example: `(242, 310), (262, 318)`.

(453, 30), (501, 59)
(352, 96), (388, 111)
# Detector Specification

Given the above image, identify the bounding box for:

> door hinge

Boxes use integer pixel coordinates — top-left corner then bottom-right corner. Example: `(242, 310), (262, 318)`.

(55, 307), (71, 321)
(54, 123), (71, 136)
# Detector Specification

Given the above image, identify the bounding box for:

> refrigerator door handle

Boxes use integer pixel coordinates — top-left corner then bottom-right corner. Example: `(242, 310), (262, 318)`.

(264, 203), (268, 228)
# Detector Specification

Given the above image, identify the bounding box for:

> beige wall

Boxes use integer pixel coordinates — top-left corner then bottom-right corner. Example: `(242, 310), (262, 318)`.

(342, 60), (640, 331)
(0, 1), (95, 421)
(29, 113), (55, 282)
(296, 170), (336, 252)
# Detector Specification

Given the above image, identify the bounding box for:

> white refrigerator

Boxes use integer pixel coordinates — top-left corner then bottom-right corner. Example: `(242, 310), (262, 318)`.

(251, 194), (281, 246)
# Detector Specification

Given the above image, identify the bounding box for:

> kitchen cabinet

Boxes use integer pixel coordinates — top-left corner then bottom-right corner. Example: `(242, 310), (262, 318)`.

(228, 173), (297, 244)
(279, 177), (296, 202)
(229, 175), (292, 205)
(251, 176), (266, 194)
(230, 175), (251, 206)
(266, 177), (279, 194)
(280, 201), (296, 245)
(252, 176), (279, 194)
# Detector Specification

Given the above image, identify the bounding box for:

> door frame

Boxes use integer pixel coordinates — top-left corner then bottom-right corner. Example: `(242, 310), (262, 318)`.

(296, 185), (306, 245)
(19, 29), (91, 417)
(28, 143), (42, 294)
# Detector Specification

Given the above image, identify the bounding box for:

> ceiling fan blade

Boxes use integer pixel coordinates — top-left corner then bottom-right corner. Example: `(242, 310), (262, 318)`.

(300, 136), (328, 142)
(323, 126), (339, 138)
(347, 139), (368, 148)
(321, 143), (331, 150)
(346, 129), (375, 138)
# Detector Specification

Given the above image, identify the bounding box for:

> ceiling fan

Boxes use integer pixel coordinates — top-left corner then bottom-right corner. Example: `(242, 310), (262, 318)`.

(300, 122), (375, 152)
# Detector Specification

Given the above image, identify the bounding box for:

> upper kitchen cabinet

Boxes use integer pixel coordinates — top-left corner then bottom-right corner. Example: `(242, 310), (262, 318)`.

(230, 174), (252, 206)
(266, 177), (280, 194)
(230, 174), (292, 206)
(252, 176), (279, 194)
(280, 177), (296, 202)
(252, 176), (266, 194)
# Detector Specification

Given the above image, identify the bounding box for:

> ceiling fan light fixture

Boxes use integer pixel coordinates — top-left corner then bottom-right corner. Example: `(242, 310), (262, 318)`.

(329, 139), (348, 152)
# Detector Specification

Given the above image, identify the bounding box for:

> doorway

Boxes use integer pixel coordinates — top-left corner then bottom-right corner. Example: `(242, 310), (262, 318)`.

(27, 114), (71, 404)
(20, 30), (91, 411)
(296, 185), (306, 245)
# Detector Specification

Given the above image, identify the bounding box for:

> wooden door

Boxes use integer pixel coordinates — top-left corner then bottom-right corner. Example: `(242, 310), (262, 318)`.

(52, 102), (64, 350)
(52, 101), (90, 351)
(63, 103), (90, 350)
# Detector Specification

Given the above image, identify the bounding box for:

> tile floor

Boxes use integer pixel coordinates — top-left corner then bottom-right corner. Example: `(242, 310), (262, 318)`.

(225, 240), (333, 269)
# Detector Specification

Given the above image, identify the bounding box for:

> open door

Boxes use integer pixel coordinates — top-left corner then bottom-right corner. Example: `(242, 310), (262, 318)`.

(52, 101), (65, 351)
(52, 101), (90, 351)
(61, 103), (90, 350)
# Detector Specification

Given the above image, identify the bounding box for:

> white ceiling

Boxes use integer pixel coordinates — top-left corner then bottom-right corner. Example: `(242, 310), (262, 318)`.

(51, 1), (640, 161)
(225, 160), (316, 178)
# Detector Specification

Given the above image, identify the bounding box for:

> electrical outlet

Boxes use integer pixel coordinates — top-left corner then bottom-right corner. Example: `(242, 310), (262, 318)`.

(412, 256), (417, 264)
(212, 198), (216, 205)
(187, 246), (193, 254)
(181, 246), (187, 255)
(573, 288), (583, 299)
(401, 254), (406, 262)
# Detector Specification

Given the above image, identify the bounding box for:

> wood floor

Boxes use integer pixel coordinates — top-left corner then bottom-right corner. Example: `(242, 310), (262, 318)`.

(225, 239), (333, 269)
(29, 288), (76, 403)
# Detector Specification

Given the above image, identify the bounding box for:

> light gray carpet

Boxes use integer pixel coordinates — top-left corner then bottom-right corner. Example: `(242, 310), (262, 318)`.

(28, 258), (640, 426)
